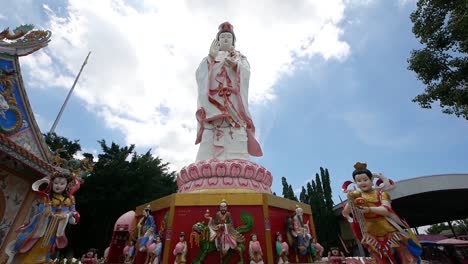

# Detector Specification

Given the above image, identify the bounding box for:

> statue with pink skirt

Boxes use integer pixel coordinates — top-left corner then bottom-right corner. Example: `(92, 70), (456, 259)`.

(173, 232), (187, 264)
(249, 233), (264, 264)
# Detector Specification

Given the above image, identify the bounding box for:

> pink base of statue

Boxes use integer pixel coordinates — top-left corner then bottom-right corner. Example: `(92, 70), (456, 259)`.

(177, 159), (273, 193)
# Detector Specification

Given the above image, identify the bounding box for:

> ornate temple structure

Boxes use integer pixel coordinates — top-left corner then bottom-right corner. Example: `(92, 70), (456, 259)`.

(108, 22), (318, 264)
(0, 25), (55, 263)
(0, 25), (92, 264)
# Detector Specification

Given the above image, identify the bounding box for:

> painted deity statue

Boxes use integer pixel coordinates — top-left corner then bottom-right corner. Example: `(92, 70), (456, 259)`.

(275, 232), (290, 264)
(137, 205), (157, 252)
(310, 238), (324, 261)
(5, 171), (81, 264)
(327, 247), (345, 264)
(81, 248), (98, 264)
(173, 232), (187, 264)
(342, 162), (422, 264)
(195, 21), (262, 162)
(123, 240), (136, 264)
(206, 199), (245, 258)
(249, 233), (264, 264)
(291, 205), (311, 255)
(147, 235), (163, 264)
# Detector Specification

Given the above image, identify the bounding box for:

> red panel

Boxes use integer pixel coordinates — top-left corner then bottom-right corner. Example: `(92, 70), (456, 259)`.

(129, 208), (169, 264)
(268, 206), (313, 263)
(106, 231), (130, 264)
(167, 205), (266, 264)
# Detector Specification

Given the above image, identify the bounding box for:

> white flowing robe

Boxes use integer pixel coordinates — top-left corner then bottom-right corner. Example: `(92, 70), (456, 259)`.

(195, 50), (262, 162)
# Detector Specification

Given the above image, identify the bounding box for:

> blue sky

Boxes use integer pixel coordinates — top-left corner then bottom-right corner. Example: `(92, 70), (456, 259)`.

(1, 0), (467, 203)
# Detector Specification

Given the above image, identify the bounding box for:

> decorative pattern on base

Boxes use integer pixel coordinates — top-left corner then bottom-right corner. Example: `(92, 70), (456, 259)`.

(177, 159), (273, 193)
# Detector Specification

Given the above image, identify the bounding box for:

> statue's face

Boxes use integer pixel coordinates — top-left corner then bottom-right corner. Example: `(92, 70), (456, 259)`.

(277, 234), (282, 242)
(52, 177), (67, 194)
(220, 203), (227, 214)
(332, 249), (339, 256)
(296, 207), (303, 216)
(218, 32), (233, 51)
(252, 234), (257, 241)
(156, 236), (161, 243)
(143, 209), (149, 217)
(179, 235), (185, 241)
(354, 173), (373, 192)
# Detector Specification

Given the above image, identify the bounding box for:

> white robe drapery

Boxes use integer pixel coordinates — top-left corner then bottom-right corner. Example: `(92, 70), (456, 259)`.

(195, 50), (262, 162)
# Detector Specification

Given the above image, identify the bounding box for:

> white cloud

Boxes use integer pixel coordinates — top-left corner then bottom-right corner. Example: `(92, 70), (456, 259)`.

(22, 0), (351, 170)
(397, 0), (417, 8)
(342, 110), (418, 148)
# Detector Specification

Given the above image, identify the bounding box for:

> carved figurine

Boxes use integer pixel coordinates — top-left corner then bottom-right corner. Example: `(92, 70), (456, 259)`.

(249, 233), (264, 264)
(206, 199), (245, 263)
(275, 232), (289, 264)
(342, 162), (422, 263)
(81, 248), (98, 264)
(123, 240), (136, 264)
(286, 204), (312, 257)
(147, 235), (163, 264)
(137, 205), (157, 252)
(173, 232), (187, 264)
(327, 247), (345, 264)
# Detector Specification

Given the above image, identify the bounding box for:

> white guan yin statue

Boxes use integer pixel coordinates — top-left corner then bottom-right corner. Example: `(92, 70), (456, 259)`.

(194, 21), (262, 162)
(177, 22), (272, 193)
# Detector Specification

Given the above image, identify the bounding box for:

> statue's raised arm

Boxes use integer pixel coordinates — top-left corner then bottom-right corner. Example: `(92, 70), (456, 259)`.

(195, 21), (262, 162)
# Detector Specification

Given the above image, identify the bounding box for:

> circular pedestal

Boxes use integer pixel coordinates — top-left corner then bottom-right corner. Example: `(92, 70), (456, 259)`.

(177, 159), (273, 193)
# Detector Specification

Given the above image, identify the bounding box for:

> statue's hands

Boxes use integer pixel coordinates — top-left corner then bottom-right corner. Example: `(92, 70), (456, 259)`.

(44, 202), (52, 216)
(209, 39), (219, 59)
(224, 57), (237, 70)
(342, 213), (353, 223)
(358, 206), (371, 214)
(71, 211), (80, 224)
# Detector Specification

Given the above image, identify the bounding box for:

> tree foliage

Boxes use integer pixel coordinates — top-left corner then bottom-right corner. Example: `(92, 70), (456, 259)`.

(426, 219), (468, 235)
(426, 223), (450, 234)
(42, 136), (178, 257)
(281, 176), (298, 201)
(69, 140), (177, 255)
(408, 0), (468, 119)
(44, 132), (82, 159)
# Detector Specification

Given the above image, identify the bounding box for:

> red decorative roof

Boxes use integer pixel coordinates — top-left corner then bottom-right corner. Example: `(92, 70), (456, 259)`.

(0, 133), (55, 173)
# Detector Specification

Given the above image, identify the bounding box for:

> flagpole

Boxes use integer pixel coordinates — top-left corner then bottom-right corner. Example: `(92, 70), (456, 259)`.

(49, 51), (91, 134)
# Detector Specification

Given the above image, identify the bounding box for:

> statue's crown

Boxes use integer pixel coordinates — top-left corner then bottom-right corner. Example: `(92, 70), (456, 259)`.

(218, 22), (234, 34)
(353, 162), (367, 170)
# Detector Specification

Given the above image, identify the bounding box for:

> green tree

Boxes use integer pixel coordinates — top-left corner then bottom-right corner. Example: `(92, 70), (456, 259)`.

(455, 219), (468, 235)
(44, 132), (82, 159)
(306, 168), (340, 251)
(426, 223), (450, 234)
(299, 186), (308, 203)
(408, 0), (468, 119)
(281, 176), (298, 201)
(68, 140), (177, 256)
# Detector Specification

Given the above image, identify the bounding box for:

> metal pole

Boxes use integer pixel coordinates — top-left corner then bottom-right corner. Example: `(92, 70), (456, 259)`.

(448, 221), (458, 239)
(49, 51), (91, 134)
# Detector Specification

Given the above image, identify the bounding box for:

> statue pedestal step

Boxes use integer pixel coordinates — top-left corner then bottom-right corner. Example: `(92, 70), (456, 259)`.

(177, 159), (273, 194)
